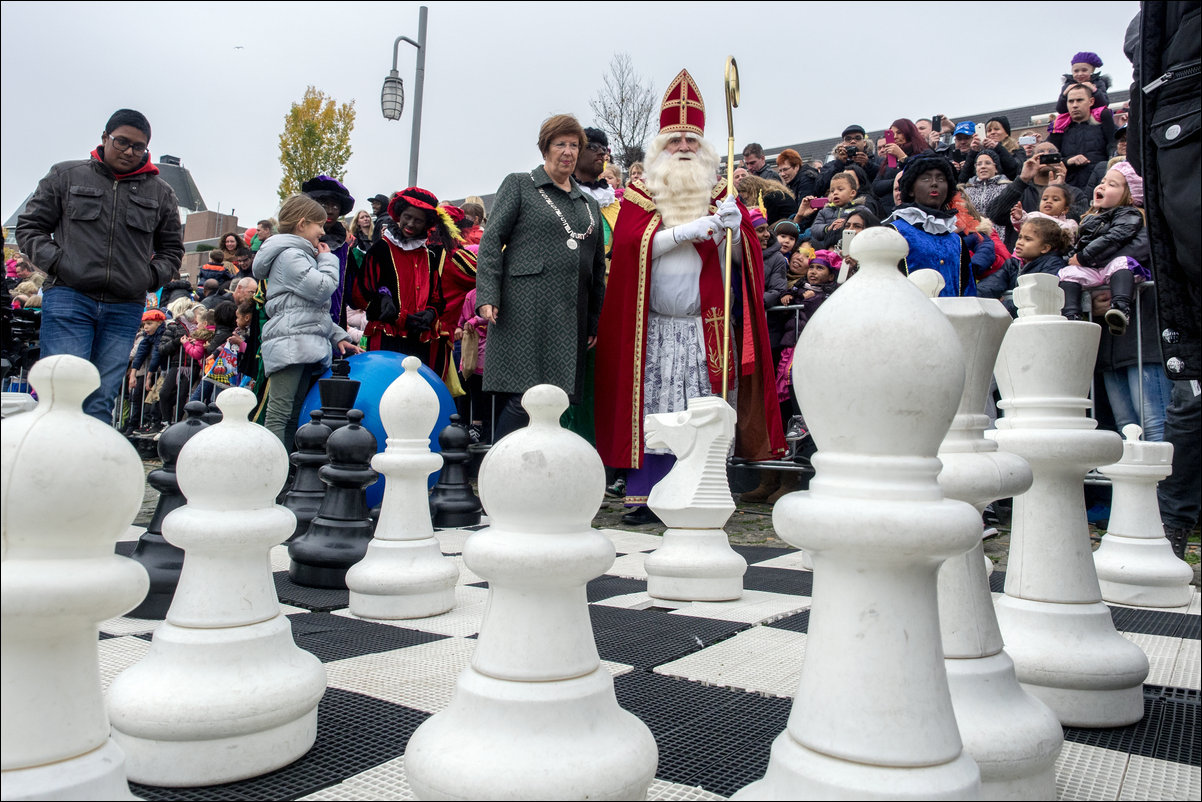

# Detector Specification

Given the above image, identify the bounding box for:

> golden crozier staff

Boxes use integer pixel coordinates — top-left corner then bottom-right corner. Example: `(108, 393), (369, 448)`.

(722, 56), (740, 401)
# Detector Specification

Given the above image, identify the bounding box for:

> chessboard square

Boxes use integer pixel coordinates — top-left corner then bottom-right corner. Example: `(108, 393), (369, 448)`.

(333, 585), (489, 637)
(1189, 592), (1200, 617)
(1062, 695), (1159, 758)
(1154, 696), (1200, 766)
(750, 550), (810, 571)
(98, 635), (153, 691)
(298, 755), (413, 801)
(765, 608), (811, 633)
(1122, 631), (1183, 687)
(588, 574), (649, 602)
(323, 639), (477, 713)
(648, 777), (726, 801)
(1055, 741), (1129, 801)
(1170, 639), (1200, 690)
(609, 551), (649, 579)
(989, 569), (1007, 594)
(657, 626), (806, 698)
(1118, 754), (1202, 801)
(270, 544), (291, 573)
(667, 590), (811, 624)
(289, 612), (447, 662)
(600, 527), (664, 554)
(1111, 605), (1199, 639)
(128, 688), (423, 802)
(742, 565), (812, 596)
(589, 606), (747, 668)
(99, 615), (160, 637)
(275, 572), (349, 612)
(730, 544), (793, 566)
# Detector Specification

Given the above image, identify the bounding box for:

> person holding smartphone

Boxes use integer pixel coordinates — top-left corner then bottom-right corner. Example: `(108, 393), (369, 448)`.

(873, 119), (930, 216)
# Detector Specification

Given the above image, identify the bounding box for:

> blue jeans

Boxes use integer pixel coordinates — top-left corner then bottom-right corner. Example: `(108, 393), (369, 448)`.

(1102, 363), (1173, 442)
(39, 286), (145, 424)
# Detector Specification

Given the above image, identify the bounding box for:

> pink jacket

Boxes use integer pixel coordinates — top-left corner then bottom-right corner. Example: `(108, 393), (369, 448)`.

(458, 288), (487, 375)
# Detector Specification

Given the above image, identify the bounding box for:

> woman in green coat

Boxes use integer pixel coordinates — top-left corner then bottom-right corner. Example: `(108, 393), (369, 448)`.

(476, 113), (607, 439)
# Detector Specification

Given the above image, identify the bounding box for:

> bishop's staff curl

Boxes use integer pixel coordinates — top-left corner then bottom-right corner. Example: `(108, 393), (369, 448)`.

(722, 56), (740, 401)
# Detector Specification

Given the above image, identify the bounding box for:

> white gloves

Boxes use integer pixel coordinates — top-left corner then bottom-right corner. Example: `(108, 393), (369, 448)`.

(672, 215), (719, 244)
(715, 198), (742, 232)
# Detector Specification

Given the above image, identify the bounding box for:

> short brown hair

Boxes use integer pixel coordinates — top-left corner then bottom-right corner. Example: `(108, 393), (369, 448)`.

(776, 149), (802, 169)
(277, 195), (326, 234)
(537, 114), (586, 156)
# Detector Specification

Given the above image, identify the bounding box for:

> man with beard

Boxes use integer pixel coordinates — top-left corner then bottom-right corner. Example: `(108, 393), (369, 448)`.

(595, 69), (786, 525)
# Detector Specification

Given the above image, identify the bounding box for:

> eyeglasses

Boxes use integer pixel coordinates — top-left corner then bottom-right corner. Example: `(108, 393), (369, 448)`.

(108, 135), (148, 155)
(586, 143), (608, 153)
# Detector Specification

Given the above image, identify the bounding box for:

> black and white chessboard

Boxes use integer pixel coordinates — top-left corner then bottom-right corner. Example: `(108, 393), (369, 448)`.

(105, 527), (1200, 801)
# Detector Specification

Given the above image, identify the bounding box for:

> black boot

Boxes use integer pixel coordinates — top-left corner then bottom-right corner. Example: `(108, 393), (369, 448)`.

(1105, 268), (1134, 336)
(1059, 280), (1084, 320)
(1164, 526), (1189, 560)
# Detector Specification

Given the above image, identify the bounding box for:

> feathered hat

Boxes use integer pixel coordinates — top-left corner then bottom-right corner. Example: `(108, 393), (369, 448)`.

(301, 175), (354, 216)
(388, 187), (463, 245)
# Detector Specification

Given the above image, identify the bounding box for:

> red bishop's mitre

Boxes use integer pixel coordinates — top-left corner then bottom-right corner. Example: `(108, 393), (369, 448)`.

(659, 69), (705, 137)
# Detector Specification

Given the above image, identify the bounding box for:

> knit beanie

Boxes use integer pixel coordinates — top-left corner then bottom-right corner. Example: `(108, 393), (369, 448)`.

(975, 149), (1003, 170)
(748, 209), (768, 228)
(1070, 51), (1103, 68)
(987, 116), (1011, 136)
(810, 249), (843, 272)
(1111, 161), (1144, 207)
(772, 220), (801, 238)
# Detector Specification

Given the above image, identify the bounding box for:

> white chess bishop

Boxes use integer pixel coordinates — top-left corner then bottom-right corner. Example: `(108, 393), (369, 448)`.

(2, 356), (148, 800)
(106, 388), (327, 786)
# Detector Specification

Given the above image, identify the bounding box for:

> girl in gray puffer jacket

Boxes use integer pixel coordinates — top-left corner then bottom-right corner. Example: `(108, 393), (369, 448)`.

(253, 195), (361, 450)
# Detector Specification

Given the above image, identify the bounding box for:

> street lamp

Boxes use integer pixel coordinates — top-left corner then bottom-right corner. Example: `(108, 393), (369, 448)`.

(380, 5), (427, 187)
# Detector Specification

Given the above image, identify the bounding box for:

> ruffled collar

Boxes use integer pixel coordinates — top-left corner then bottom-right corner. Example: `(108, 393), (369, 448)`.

(384, 228), (426, 251)
(886, 204), (959, 235)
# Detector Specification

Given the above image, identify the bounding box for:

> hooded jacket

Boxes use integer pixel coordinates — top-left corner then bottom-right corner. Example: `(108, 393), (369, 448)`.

(16, 149), (183, 304)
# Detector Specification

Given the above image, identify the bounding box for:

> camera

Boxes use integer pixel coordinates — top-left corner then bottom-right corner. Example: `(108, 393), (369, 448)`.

(844, 146), (857, 158)
(1038, 153), (1063, 165)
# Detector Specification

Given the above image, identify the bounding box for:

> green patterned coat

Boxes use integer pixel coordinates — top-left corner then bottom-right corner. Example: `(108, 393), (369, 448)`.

(476, 165), (606, 401)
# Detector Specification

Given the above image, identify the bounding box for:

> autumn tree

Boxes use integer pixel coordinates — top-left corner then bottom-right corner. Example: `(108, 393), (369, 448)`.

(277, 87), (357, 202)
(589, 52), (657, 170)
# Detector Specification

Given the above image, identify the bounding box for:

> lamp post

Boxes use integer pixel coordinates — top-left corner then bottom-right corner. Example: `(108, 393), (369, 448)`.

(380, 6), (427, 188)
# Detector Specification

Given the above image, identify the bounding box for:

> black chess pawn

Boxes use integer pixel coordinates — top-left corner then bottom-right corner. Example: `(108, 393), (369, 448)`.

(202, 400), (222, 426)
(317, 358), (360, 433)
(429, 414), (483, 528)
(288, 409), (379, 588)
(126, 401), (210, 619)
(282, 410), (333, 541)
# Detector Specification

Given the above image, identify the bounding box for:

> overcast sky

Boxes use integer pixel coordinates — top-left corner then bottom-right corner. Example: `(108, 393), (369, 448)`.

(1, 0), (1139, 229)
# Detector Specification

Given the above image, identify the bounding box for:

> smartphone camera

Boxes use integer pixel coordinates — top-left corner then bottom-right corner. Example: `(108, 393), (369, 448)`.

(1038, 153), (1063, 165)
(1018, 135), (1037, 146)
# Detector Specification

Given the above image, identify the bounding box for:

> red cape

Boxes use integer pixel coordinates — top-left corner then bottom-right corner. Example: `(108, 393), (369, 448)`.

(594, 179), (786, 469)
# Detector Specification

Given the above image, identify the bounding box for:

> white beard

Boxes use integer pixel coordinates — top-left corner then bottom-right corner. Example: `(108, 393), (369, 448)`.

(644, 133), (719, 227)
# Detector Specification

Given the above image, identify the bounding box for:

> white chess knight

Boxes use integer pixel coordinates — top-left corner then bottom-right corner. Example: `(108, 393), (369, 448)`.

(990, 273), (1148, 727)
(405, 384), (657, 801)
(643, 396), (747, 601)
(1093, 424), (1192, 608)
(106, 388), (327, 787)
(347, 355), (459, 619)
(737, 226), (982, 800)
(932, 295), (1063, 799)
(2, 356), (148, 801)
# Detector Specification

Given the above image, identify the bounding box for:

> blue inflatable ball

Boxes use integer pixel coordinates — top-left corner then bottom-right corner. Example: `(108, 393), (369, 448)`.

(300, 351), (456, 508)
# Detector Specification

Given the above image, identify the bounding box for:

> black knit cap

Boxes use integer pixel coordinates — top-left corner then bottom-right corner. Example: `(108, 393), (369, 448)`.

(898, 154), (957, 206)
(584, 127), (609, 148)
(987, 116), (1012, 136)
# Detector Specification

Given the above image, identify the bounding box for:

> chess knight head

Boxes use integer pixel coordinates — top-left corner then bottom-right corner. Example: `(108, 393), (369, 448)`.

(644, 69), (720, 226)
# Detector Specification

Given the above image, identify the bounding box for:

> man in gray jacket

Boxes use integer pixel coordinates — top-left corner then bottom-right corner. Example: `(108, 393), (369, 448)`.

(17, 109), (184, 423)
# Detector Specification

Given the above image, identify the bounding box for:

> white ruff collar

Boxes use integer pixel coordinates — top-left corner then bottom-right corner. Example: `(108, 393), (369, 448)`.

(384, 229), (426, 251)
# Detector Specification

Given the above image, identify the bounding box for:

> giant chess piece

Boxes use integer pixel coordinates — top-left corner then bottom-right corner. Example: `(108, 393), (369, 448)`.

(405, 385), (658, 800)
(126, 401), (210, 620)
(348, 356), (459, 619)
(644, 396), (746, 601)
(288, 409), (379, 588)
(1093, 424), (1192, 608)
(933, 296), (1062, 799)
(990, 273), (1148, 727)
(737, 227), (982, 799)
(2, 356), (149, 800)
(107, 388), (326, 786)
(316, 357), (360, 433)
(282, 409), (333, 541)
(428, 414), (483, 528)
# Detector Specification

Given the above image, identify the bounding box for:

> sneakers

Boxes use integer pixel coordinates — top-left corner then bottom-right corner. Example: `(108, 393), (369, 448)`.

(1104, 306), (1130, 336)
(605, 475), (627, 499)
(785, 415), (808, 442)
(620, 505), (661, 526)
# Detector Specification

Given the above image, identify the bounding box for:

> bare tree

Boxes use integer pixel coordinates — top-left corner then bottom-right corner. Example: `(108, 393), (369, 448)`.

(589, 53), (657, 170)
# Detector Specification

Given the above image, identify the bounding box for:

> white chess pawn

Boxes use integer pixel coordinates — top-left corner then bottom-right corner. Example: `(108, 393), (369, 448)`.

(990, 273), (1148, 727)
(736, 227), (982, 799)
(348, 356), (459, 618)
(1, 356), (148, 800)
(933, 296), (1063, 798)
(644, 396), (746, 601)
(106, 388), (327, 786)
(405, 385), (658, 801)
(1093, 424), (1192, 608)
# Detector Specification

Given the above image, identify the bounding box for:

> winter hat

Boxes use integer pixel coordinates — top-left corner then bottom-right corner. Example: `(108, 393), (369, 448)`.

(810, 249), (843, 272)
(370, 193), (391, 208)
(748, 209), (768, 228)
(388, 186), (439, 223)
(898, 154), (957, 206)
(142, 309), (166, 322)
(953, 121), (975, 138)
(771, 220), (801, 238)
(584, 127), (609, 149)
(841, 124), (866, 137)
(301, 175), (355, 216)
(987, 116), (1012, 136)
(975, 149), (1003, 170)
(1111, 161), (1144, 207)
(1071, 52), (1103, 68)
